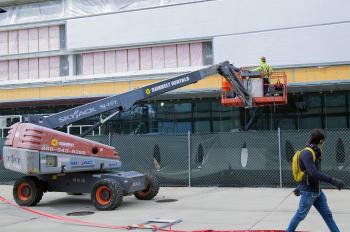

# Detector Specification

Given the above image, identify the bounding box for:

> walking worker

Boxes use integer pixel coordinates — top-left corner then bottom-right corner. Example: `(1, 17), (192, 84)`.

(286, 129), (345, 232)
(252, 56), (272, 96)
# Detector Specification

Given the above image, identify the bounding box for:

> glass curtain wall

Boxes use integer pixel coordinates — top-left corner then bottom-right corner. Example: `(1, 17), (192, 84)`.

(1, 91), (350, 134)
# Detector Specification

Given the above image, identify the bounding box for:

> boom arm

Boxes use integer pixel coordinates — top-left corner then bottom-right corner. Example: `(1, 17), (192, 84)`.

(24, 61), (251, 129)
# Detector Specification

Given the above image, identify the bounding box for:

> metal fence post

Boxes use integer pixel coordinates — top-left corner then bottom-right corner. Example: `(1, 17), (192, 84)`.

(188, 130), (191, 187)
(278, 127), (282, 188)
(108, 131), (111, 146)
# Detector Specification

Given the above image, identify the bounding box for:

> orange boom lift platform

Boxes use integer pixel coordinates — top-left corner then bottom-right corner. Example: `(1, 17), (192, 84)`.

(221, 69), (287, 108)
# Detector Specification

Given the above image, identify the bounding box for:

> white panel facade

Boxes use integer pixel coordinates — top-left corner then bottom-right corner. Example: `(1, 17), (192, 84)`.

(66, 0), (350, 66)
(214, 23), (350, 67)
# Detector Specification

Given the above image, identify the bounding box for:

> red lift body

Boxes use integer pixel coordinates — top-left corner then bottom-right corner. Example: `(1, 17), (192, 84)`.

(5, 122), (118, 159)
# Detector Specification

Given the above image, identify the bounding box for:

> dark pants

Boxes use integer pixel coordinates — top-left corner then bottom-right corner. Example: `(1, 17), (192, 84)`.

(286, 190), (340, 232)
(264, 77), (269, 95)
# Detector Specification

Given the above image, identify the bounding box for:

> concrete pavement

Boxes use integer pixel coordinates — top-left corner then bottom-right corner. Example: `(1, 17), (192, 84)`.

(0, 185), (349, 231)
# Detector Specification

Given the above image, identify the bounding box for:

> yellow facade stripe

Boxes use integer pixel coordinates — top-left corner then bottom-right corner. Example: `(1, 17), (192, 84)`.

(0, 65), (350, 102)
(83, 83), (117, 96)
(129, 80), (155, 90)
(181, 75), (221, 90)
(283, 65), (350, 83)
(0, 88), (40, 101)
(39, 85), (85, 98)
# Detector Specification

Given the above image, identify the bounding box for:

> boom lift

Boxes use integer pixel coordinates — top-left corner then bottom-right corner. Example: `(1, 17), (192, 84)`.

(2, 61), (287, 210)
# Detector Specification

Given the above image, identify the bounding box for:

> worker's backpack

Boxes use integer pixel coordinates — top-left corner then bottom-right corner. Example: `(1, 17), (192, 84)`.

(292, 147), (316, 182)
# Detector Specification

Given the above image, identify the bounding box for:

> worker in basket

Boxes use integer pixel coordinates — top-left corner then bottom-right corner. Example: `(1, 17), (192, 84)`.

(252, 56), (272, 96)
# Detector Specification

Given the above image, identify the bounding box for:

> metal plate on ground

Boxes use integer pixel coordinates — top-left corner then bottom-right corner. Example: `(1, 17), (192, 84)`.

(156, 199), (178, 203)
(66, 211), (95, 216)
(131, 218), (182, 230)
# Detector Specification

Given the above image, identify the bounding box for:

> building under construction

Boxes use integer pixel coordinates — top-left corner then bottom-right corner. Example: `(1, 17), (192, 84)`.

(1, 0), (350, 137)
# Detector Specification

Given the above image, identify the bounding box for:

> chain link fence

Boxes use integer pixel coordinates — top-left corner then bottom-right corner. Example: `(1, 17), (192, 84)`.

(1, 129), (349, 189)
(281, 129), (350, 188)
(108, 133), (190, 186)
(190, 131), (281, 187)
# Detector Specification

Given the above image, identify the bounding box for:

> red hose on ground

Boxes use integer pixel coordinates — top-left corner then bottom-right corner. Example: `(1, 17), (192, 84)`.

(0, 195), (301, 232)
(0, 196), (129, 229)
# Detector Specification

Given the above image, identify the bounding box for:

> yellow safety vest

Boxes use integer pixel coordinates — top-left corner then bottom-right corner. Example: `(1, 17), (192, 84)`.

(260, 63), (272, 77)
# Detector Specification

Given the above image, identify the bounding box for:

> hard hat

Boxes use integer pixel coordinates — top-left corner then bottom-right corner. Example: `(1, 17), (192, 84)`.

(260, 56), (266, 62)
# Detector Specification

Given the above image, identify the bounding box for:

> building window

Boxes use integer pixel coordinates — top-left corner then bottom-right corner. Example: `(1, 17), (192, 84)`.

(326, 116), (347, 128)
(177, 44), (190, 67)
(324, 93), (347, 128)
(203, 42), (213, 65)
(0, 25), (62, 56)
(78, 41), (213, 75)
(325, 94), (346, 113)
(0, 56), (67, 80)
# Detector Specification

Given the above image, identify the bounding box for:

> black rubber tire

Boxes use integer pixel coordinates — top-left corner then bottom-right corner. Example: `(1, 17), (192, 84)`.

(91, 178), (123, 210)
(13, 176), (44, 206)
(134, 174), (160, 200)
(39, 180), (49, 193)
